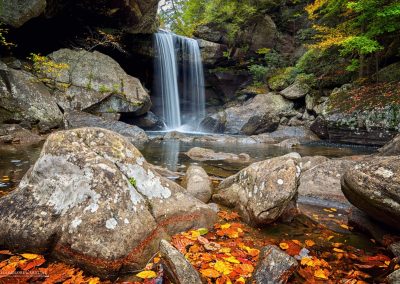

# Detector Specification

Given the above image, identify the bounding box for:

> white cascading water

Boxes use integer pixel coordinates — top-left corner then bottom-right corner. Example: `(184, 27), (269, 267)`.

(154, 31), (205, 131)
(154, 32), (181, 129)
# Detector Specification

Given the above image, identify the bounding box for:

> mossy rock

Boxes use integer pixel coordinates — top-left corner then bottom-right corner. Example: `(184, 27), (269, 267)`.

(267, 67), (298, 91)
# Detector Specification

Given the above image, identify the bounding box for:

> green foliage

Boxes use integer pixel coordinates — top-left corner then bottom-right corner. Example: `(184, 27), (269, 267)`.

(129, 177), (137, 188)
(306, 0), (400, 74)
(268, 67), (299, 91)
(0, 23), (14, 48)
(248, 64), (268, 84)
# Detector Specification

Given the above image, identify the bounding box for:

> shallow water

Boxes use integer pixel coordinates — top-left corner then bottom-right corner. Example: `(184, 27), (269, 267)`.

(138, 138), (376, 177)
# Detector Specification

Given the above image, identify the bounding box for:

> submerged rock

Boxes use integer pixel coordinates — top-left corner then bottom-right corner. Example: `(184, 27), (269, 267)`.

(46, 49), (151, 115)
(251, 245), (298, 284)
(64, 111), (148, 146)
(213, 155), (300, 225)
(0, 124), (43, 145)
(342, 156), (400, 229)
(0, 128), (216, 277)
(186, 147), (251, 164)
(274, 138), (301, 148)
(182, 165), (212, 203)
(160, 240), (202, 284)
(0, 63), (63, 130)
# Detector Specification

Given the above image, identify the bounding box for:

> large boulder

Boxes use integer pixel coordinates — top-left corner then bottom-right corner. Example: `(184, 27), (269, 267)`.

(0, 62), (63, 130)
(186, 147), (251, 164)
(0, 0), (46, 27)
(201, 94), (293, 135)
(0, 128), (216, 277)
(341, 156), (400, 229)
(182, 165), (212, 203)
(378, 134), (400, 156)
(280, 80), (310, 100)
(238, 15), (278, 52)
(44, 49), (151, 115)
(213, 155), (300, 225)
(64, 111), (149, 146)
(197, 39), (228, 66)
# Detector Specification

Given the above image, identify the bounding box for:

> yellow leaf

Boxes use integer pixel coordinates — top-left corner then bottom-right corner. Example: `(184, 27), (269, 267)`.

(330, 208), (337, 212)
(219, 247), (231, 253)
(279, 242), (289, 250)
(314, 269), (329, 280)
(136, 270), (157, 279)
(214, 260), (232, 275)
(236, 276), (246, 283)
(301, 257), (313, 266)
(88, 277), (101, 284)
(221, 223), (231, 229)
(20, 253), (40, 260)
(305, 240), (315, 247)
(323, 208), (332, 213)
(224, 256), (240, 264)
(328, 214), (334, 218)
(327, 236), (334, 241)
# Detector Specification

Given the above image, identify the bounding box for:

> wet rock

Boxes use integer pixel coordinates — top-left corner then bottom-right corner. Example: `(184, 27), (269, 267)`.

(201, 94), (293, 135)
(0, 128), (216, 277)
(252, 245), (298, 284)
(182, 165), (212, 203)
(186, 147), (251, 164)
(263, 126), (319, 142)
(0, 124), (43, 145)
(160, 240), (202, 284)
(387, 269), (400, 284)
(274, 138), (301, 148)
(64, 111), (148, 146)
(213, 155), (300, 225)
(298, 158), (357, 206)
(342, 156), (400, 228)
(125, 111), (165, 130)
(0, 64), (63, 129)
(47, 49), (151, 115)
(378, 134), (400, 156)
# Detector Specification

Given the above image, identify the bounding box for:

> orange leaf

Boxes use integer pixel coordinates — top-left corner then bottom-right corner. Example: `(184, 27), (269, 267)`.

(200, 268), (221, 278)
(279, 242), (289, 250)
(314, 268), (329, 280)
(305, 240), (315, 247)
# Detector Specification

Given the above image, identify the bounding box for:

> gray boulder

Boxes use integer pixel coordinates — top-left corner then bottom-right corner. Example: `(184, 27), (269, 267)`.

(239, 15), (278, 52)
(387, 269), (400, 284)
(197, 39), (227, 66)
(378, 134), (400, 156)
(45, 49), (151, 115)
(274, 138), (300, 148)
(160, 240), (202, 284)
(182, 165), (212, 203)
(280, 81), (310, 100)
(252, 245), (298, 284)
(201, 94), (293, 135)
(0, 63), (63, 129)
(213, 155), (300, 225)
(0, 0), (46, 27)
(64, 111), (148, 146)
(342, 156), (400, 228)
(0, 128), (216, 277)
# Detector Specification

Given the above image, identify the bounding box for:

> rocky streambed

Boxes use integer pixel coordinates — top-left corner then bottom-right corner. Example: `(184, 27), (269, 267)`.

(0, 127), (399, 283)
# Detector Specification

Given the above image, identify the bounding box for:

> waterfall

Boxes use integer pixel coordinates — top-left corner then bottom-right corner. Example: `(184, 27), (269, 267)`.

(153, 31), (205, 131)
(154, 32), (181, 129)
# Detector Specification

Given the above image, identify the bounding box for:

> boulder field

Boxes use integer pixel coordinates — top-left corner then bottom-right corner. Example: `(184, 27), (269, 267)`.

(0, 128), (216, 277)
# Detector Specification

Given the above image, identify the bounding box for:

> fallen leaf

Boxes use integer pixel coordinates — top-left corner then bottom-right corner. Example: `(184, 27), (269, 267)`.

(20, 253), (40, 260)
(279, 242), (289, 250)
(200, 268), (220, 278)
(305, 240), (315, 247)
(136, 270), (157, 279)
(314, 268), (329, 280)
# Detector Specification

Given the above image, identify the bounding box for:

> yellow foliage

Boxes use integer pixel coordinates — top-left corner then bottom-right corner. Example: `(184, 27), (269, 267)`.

(136, 270), (157, 279)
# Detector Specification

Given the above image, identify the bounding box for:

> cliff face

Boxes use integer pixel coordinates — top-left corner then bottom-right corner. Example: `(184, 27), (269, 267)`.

(0, 0), (160, 33)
